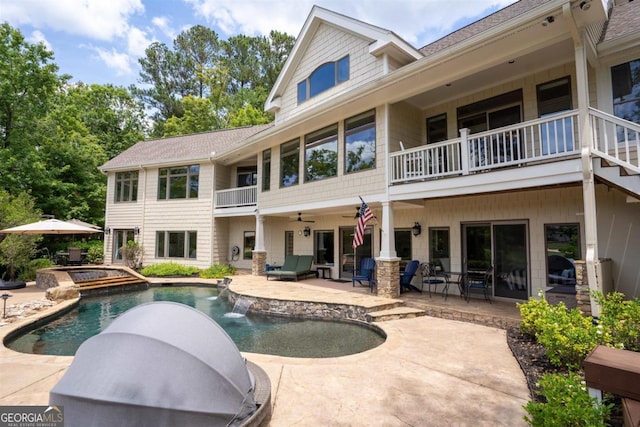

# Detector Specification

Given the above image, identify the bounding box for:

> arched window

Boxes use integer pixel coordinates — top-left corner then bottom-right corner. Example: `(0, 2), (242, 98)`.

(298, 56), (349, 103)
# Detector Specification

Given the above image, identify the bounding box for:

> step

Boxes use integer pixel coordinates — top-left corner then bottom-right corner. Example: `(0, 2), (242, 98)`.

(77, 277), (147, 290)
(75, 275), (139, 284)
(366, 306), (426, 322)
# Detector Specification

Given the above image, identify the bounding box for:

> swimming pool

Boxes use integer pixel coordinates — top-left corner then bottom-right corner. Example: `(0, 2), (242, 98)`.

(7, 286), (385, 358)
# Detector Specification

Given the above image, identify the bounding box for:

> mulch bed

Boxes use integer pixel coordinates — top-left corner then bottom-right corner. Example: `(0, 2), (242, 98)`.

(506, 326), (623, 426)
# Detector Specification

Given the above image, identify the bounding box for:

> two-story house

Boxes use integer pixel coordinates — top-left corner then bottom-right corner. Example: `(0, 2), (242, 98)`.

(101, 0), (640, 313)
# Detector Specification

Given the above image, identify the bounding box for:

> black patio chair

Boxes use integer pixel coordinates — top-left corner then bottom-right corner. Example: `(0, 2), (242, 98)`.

(463, 266), (493, 303)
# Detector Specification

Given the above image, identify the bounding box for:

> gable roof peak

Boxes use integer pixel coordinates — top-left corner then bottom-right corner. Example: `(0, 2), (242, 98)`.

(265, 5), (422, 113)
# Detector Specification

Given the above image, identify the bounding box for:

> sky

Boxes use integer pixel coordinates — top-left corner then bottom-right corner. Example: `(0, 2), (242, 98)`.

(2, 0), (517, 88)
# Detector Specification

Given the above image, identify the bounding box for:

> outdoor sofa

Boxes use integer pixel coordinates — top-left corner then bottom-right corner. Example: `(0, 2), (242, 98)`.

(266, 255), (318, 281)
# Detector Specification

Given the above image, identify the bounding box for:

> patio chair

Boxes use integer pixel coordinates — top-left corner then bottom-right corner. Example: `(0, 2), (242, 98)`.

(67, 247), (83, 266)
(352, 257), (376, 291)
(421, 262), (449, 298)
(400, 260), (421, 293)
(463, 266), (493, 303)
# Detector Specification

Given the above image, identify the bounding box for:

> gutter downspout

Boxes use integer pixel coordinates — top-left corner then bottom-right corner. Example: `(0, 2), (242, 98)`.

(564, 3), (600, 316)
(210, 153), (216, 266)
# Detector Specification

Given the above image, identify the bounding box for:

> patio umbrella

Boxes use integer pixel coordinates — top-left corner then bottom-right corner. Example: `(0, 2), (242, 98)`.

(0, 218), (101, 235)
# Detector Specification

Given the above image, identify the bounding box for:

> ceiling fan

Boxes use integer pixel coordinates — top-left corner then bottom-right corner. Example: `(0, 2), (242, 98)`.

(342, 206), (361, 219)
(290, 212), (315, 223)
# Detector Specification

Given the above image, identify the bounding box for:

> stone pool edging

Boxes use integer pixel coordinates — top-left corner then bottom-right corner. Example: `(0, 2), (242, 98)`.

(225, 288), (390, 325)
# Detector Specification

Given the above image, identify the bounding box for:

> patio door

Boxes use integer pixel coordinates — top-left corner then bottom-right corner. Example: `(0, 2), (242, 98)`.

(462, 222), (529, 300)
(112, 229), (135, 263)
(339, 226), (372, 279)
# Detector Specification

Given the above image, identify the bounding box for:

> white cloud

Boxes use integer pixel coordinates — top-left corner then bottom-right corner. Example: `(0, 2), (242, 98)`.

(88, 46), (133, 76)
(127, 26), (153, 57)
(26, 30), (52, 51)
(152, 16), (177, 40)
(2, 0), (144, 41)
(184, 0), (516, 46)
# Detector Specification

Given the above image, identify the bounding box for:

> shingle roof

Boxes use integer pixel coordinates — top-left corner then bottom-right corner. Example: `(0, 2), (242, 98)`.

(419, 0), (550, 56)
(100, 124), (272, 171)
(599, 0), (640, 44)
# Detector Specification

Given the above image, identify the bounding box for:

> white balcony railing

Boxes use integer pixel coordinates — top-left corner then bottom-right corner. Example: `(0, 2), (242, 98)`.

(215, 185), (257, 208)
(589, 107), (640, 175)
(390, 111), (580, 183)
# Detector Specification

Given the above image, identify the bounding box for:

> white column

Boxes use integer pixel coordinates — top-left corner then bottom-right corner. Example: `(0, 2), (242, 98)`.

(255, 214), (265, 252)
(575, 31), (600, 316)
(378, 200), (398, 260)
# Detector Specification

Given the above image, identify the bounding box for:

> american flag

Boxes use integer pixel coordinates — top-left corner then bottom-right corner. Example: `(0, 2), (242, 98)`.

(352, 199), (374, 249)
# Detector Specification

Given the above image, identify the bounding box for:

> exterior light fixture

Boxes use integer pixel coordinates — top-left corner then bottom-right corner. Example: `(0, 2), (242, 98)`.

(134, 226), (140, 235)
(541, 16), (554, 26)
(104, 227), (111, 235)
(580, 1), (591, 11)
(303, 226), (311, 237)
(412, 222), (422, 236)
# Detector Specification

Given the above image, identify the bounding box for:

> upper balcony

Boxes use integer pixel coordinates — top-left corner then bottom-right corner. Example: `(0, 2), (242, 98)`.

(215, 185), (257, 209)
(390, 110), (581, 184)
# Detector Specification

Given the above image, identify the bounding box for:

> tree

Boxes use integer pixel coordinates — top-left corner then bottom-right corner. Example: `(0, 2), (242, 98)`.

(133, 26), (295, 136)
(0, 190), (41, 280)
(0, 23), (67, 150)
(62, 83), (146, 159)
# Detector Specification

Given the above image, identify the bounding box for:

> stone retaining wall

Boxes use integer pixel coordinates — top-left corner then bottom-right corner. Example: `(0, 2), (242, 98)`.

(226, 291), (371, 322)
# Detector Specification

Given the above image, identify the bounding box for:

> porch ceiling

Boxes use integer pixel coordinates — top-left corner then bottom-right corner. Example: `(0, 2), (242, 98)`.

(402, 38), (575, 110)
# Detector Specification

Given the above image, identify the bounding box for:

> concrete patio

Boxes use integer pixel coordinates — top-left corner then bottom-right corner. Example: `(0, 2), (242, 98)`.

(0, 275), (529, 426)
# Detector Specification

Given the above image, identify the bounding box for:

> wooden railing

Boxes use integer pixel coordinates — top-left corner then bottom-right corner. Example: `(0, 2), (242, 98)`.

(390, 111), (580, 183)
(589, 107), (640, 175)
(215, 185), (257, 208)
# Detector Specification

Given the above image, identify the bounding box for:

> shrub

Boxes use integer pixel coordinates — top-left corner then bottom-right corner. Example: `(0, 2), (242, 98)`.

(139, 262), (200, 277)
(20, 258), (54, 281)
(594, 291), (640, 351)
(199, 264), (236, 279)
(120, 240), (143, 269)
(518, 296), (552, 337)
(85, 245), (104, 264)
(524, 371), (613, 426)
(536, 305), (598, 369)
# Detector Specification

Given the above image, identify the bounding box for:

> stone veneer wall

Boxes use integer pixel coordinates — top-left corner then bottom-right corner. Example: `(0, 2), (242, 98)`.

(375, 259), (400, 299)
(574, 260), (591, 316)
(252, 251), (267, 276)
(226, 290), (391, 323)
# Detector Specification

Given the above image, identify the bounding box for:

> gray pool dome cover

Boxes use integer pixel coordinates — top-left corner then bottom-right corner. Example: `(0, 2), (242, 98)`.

(50, 301), (256, 427)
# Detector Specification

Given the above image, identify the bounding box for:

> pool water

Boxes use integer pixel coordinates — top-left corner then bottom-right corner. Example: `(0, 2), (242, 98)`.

(7, 286), (385, 358)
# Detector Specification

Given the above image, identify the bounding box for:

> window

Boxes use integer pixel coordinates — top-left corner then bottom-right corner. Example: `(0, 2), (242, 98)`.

(262, 149), (271, 191)
(305, 124), (338, 182)
(345, 110), (376, 173)
(243, 231), (255, 260)
(426, 114), (447, 144)
(237, 166), (257, 187)
(158, 165), (199, 200)
(457, 90), (523, 132)
(395, 229), (412, 261)
(545, 224), (580, 286)
(537, 77), (574, 154)
(537, 77), (572, 116)
(285, 231), (294, 257)
(297, 56), (350, 103)
(314, 230), (334, 265)
(612, 58), (640, 141)
(115, 171), (138, 202)
(155, 231), (197, 259)
(429, 227), (450, 271)
(280, 139), (299, 187)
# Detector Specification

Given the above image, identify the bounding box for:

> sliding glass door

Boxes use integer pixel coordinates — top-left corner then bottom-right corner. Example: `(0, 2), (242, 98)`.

(339, 226), (372, 279)
(462, 222), (529, 300)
